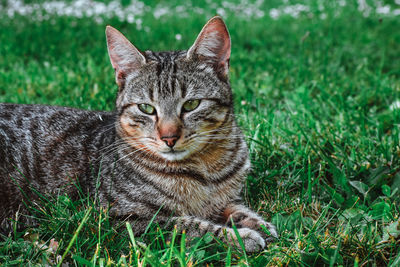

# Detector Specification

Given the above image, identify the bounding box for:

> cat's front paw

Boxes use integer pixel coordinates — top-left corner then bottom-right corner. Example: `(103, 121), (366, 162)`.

(228, 211), (278, 241)
(225, 228), (265, 253)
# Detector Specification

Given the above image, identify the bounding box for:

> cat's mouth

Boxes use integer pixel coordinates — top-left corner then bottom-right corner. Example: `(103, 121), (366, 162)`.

(160, 149), (190, 161)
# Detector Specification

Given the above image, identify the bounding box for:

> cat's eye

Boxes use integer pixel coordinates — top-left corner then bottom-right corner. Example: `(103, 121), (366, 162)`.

(182, 99), (200, 112)
(138, 104), (156, 115)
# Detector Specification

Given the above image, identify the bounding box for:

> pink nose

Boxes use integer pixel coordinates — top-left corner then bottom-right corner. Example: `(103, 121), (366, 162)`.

(161, 135), (179, 148)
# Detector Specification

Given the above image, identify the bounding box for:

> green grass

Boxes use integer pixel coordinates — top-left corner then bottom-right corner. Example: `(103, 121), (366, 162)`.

(1, 0), (400, 265)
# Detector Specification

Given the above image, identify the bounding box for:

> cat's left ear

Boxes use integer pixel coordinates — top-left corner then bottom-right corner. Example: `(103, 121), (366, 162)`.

(106, 26), (146, 89)
(187, 16), (231, 79)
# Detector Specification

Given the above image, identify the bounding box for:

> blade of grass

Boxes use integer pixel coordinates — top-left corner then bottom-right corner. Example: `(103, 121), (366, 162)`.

(57, 206), (92, 267)
(167, 226), (178, 266)
(225, 247), (231, 267)
(389, 251), (400, 267)
(179, 229), (186, 267)
(126, 222), (140, 265)
(230, 219), (248, 264)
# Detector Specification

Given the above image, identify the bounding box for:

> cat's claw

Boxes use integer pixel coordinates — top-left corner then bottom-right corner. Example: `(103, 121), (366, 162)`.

(262, 221), (279, 241)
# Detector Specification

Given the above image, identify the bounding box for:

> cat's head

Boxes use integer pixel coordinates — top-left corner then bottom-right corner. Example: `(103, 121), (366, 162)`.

(106, 16), (234, 161)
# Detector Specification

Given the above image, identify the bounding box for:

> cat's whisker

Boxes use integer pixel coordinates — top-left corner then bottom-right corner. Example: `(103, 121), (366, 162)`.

(185, 133), (227, 143)
(197, 137), (238, 140)
(199, 125), (238, 133)
(121, 136), (154, 141)
(197, 133), (242, 137)
(186, 127), (238, 140)
(96, 136), (153, 160)
(96, 123), (116, 135)
(99, 145), (151, 174)
(187, 135), (242, 143)
(92, 143), (131, 164)
(96, 138), (133, 154)
(112, 149), (141, 165)
(119, 137), (160, 149)
(97, 139), (129, 153)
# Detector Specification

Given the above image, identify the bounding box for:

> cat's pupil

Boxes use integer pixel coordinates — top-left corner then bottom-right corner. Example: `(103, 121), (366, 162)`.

(138, 104), (156, 115)
(182, 99), (200, 112)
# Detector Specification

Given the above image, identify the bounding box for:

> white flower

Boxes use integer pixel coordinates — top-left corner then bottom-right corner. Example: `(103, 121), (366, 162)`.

(390, 100), (400, 111)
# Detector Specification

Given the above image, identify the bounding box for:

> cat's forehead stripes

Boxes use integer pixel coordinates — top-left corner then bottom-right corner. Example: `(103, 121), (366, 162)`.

(145, 51), (186, 99)
(124, 53), (230, 102)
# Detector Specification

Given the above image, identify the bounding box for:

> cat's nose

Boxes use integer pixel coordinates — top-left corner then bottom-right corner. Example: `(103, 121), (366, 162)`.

(161, 135), (180, 148)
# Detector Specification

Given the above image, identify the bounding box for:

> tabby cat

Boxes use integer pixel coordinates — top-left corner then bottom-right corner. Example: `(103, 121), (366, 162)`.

(0, 17), (277, 252)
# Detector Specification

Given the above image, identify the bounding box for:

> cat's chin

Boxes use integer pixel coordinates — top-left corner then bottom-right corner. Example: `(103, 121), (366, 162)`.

(159, 150), (191, 161)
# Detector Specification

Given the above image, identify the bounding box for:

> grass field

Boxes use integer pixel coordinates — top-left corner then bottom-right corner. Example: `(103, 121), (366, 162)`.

(1, 0), (400, 266)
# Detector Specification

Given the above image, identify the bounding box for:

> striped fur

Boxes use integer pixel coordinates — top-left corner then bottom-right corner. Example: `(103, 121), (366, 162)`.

(0, 17), (277, 252)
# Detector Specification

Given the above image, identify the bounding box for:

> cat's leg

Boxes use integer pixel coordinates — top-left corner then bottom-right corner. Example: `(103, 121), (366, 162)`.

(122, 214), (266, 252)
(222, 203), (278, 242)
(172, 215), (265, 252)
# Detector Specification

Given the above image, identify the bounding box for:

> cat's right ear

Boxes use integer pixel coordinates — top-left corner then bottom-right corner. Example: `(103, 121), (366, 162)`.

(106, 26), (146, 89)
(187, 16), (231, 80)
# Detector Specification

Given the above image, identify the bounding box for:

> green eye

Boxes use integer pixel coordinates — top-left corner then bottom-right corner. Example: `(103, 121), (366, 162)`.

(182, 99), (200, 112)
(138, 104), (156, 115)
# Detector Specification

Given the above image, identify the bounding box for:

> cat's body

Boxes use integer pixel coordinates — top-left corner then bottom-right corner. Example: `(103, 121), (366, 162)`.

(0, 104), (114, 217)
(0, 17), (277, 252)
(0, 102), (245, 229)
